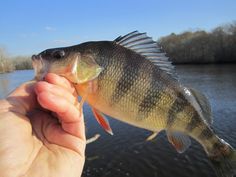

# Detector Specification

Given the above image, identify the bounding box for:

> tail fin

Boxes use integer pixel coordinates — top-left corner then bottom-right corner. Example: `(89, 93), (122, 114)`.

(211, 149), (236, 177)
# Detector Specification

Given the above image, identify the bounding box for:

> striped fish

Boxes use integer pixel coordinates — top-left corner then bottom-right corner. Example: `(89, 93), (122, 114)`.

(32, 31), (236, 176)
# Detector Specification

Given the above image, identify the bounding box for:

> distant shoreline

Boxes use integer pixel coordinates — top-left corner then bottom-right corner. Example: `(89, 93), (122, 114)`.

(0, 68), (32, 74)
(1, 62), (236, 74)
(0, 57), (32, 74)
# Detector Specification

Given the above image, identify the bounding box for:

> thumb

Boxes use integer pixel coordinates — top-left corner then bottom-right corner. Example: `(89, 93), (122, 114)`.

(6, 80), (38, 115)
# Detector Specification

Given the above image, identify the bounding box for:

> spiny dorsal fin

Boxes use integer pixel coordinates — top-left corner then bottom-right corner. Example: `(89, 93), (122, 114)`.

(166, 131), (191, 153)
(189, 88), (212, 125)
(114, 31), (178, 79)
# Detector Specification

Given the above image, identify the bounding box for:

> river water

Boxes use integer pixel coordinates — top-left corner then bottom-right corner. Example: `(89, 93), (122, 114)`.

(0, 65), (236, 177)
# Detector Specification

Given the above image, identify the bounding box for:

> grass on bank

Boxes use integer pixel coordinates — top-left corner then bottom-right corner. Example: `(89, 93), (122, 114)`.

(0, 48), (32, 73)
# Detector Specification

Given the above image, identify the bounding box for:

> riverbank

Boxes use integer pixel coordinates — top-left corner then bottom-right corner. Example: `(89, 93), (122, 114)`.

(0, 47), (32, 73)
(0, 57), (32, 74)
(0, 59), (14, 73)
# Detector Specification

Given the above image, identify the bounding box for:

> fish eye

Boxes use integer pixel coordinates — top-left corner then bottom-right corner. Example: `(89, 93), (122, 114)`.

(52, 50), (65, 59)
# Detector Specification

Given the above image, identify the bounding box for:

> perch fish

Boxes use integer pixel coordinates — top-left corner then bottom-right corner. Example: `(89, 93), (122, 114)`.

(32, 31), (236, 177)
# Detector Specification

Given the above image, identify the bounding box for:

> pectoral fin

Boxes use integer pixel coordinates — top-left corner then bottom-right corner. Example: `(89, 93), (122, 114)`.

(77, 54), (103, 84)
(92, 108), (113, 135)
(167, 131), (191, 153)
(65, 53), (103, 84)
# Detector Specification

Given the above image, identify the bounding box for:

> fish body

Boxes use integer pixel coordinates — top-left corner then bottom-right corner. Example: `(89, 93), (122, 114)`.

(75, 42), (198, 132)
(32, 31), (236, 176)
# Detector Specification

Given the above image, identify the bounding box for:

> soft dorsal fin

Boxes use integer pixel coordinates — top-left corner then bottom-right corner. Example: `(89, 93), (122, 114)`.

(114, 31), (178, 79)
(189, 88), (212, 125)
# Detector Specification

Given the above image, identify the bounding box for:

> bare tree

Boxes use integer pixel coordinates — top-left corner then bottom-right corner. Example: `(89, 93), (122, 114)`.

(158, 22), (236, 64)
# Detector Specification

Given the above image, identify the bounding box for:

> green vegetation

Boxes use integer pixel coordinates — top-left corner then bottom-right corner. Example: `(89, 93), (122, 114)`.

(12, 56), (33, 70)
(0, 48), (14, 73)
(0, 48), (32, 73)
(158, 22), (236, 64)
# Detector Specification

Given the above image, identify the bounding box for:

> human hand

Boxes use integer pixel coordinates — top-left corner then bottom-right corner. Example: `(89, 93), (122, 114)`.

(0, 73), (86, 177)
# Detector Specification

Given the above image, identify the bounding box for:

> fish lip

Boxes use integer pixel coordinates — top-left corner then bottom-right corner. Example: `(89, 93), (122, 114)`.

(31, 54), (38, 61)
(31, 54), (47, 80)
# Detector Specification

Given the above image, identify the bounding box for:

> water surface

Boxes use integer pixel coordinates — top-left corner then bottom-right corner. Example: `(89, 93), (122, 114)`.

(0, 65), (236, 177)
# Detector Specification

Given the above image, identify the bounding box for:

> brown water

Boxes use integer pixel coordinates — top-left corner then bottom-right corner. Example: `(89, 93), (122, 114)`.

(0, 65), (236, 177)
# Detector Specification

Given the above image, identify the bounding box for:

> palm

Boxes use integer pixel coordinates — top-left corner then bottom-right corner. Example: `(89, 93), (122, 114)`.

(0, 74), (86, 177)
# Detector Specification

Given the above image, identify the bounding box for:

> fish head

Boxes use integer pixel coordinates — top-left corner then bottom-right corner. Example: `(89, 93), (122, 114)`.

(32, 47), (103, 84)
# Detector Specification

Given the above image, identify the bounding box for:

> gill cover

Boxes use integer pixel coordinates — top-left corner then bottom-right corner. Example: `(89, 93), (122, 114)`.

(69, 53), (103, 84)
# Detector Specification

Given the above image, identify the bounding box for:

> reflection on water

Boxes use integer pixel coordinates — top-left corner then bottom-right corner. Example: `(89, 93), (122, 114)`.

(0, 70), (33, 99)
(0, 65), (236, 177)
(0, 76), (9, 98)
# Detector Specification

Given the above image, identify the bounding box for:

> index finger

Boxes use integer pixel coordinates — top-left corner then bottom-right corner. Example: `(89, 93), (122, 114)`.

(37, 91), (85, 139)
(44, 73), (76, 95)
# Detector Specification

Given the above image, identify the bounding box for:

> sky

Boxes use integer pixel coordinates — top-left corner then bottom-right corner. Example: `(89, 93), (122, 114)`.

(0, 0), (235, 56)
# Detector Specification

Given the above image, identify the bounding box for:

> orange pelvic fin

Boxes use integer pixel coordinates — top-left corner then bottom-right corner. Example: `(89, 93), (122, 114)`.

(92, 108), (113, 135)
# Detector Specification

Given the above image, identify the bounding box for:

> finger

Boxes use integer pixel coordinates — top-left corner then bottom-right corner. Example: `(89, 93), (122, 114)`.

(37, 91), (79, 122)
(37, 91), (85, 139)
(30, 110), (86, 156)
(6, 81), (38, 114)
(44, 73), (76, 95)
(35, 81), (77, 105)
(44, 121), (86, 156)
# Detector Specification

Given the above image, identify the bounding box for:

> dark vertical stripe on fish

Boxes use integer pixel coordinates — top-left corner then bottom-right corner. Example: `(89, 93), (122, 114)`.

(95, 41), (117, 67)
(185, 111), (201, 132)
(167, 92), (189, 128)
(110, 51), (143, 105)
(138, 68), (164, 119)
(95, 42), (118, 90)
(198, 126), (214, 140)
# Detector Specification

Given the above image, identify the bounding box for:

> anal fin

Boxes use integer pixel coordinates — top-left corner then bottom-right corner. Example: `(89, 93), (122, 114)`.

(92, 108), (113, 135)
(86, 134), (101, 144)
(167, 131), (191, 153)
(146, 132), (159, 141)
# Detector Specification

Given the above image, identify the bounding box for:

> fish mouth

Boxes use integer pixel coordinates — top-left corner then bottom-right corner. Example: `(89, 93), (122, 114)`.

(31, 54), (48, 80)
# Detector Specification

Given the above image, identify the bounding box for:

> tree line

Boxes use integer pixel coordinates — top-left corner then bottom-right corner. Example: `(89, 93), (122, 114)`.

(158, 22), (236, 64)
(0, 48), (32, 73)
